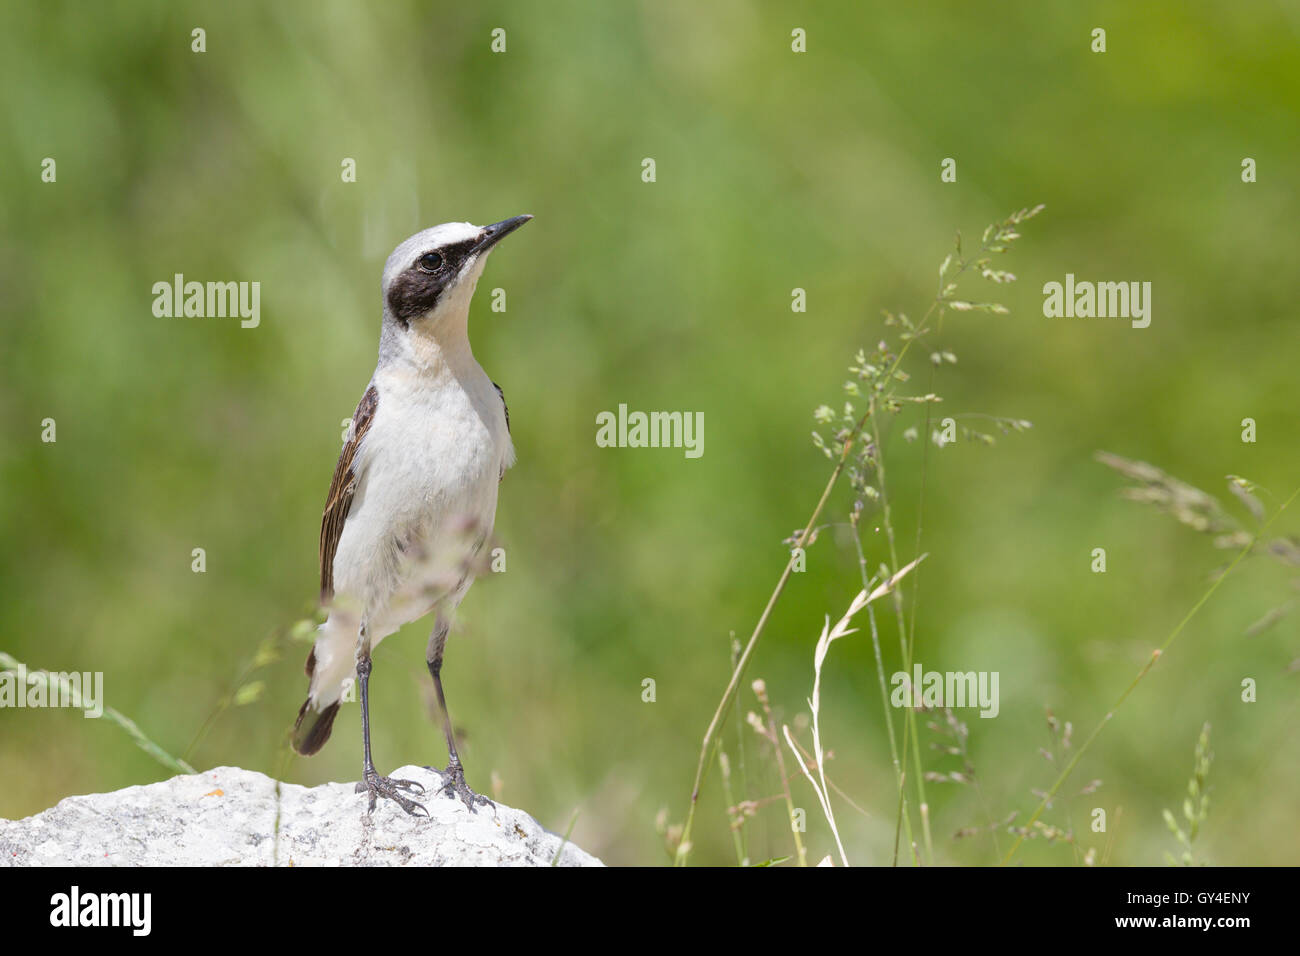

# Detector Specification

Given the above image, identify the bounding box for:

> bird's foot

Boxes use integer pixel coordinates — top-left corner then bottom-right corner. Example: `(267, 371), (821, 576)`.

(427, 760), (493, 813)
(355, 769), (427, 817)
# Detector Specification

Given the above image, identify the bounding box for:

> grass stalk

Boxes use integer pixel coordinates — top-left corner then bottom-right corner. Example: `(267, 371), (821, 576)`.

(0, 651), (196, 776)
(1001, 482), (1300, 864)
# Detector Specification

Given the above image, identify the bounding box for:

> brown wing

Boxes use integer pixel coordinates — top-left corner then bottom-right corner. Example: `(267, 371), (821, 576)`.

(319, 384), (378, 601)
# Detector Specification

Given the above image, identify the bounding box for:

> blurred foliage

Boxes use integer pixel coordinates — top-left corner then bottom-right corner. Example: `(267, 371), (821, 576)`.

(1, 1), (1297, 865)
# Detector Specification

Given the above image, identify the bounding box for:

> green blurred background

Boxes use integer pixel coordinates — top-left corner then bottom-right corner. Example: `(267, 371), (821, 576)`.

(2, 1), (1297, 866)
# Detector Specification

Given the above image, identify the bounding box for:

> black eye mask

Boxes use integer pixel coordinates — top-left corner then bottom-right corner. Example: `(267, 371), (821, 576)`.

(385, 236), (482, 323)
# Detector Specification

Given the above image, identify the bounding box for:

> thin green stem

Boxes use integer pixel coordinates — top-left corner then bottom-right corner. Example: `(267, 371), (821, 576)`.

(718, 750), (747, 867)
(726, 635), (751, 865)
(767, 716), (808, 867)
(871, 408), (932, 865)
(856, 534), (917, 857)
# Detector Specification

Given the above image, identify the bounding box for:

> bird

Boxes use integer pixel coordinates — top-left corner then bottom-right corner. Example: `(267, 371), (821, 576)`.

(290, 215), (531, 815)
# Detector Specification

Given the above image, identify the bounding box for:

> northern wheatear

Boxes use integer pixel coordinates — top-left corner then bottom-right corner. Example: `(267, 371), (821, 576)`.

(291, 216), (531, 815)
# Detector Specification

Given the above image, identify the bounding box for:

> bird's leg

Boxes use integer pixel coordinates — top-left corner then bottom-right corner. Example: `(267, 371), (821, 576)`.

(353, 623), (426, 816)
(425, 618), (493, 812)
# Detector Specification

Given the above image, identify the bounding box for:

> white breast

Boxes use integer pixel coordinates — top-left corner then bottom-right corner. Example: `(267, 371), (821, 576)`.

(331, 360), (512, 638)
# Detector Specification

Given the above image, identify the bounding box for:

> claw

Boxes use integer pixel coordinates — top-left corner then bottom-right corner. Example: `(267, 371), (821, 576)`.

(356, 772), (428, 816)
(436, 762), (494, 813)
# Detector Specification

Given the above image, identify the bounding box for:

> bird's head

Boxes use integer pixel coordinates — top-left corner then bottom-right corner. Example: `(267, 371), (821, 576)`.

(381, 215), (531, 333)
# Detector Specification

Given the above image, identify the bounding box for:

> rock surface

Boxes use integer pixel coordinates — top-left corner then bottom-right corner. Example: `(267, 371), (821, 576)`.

(0, 765), (602, 867)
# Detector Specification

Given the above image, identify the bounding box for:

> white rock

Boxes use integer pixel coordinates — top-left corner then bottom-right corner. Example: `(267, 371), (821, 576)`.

(0, 765), (602, 867)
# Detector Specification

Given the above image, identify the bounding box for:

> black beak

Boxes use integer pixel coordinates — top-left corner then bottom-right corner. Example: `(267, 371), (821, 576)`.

(474, 215), (532, 254)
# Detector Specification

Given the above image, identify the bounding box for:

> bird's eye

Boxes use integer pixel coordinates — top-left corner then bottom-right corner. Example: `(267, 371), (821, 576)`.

(418, 252), (443, 273)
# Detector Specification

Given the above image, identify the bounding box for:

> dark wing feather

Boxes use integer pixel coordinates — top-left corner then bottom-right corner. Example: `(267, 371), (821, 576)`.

(492, 381), (510, 482)
(492, 380), (510, 434)
(319, 385), (378, 601)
